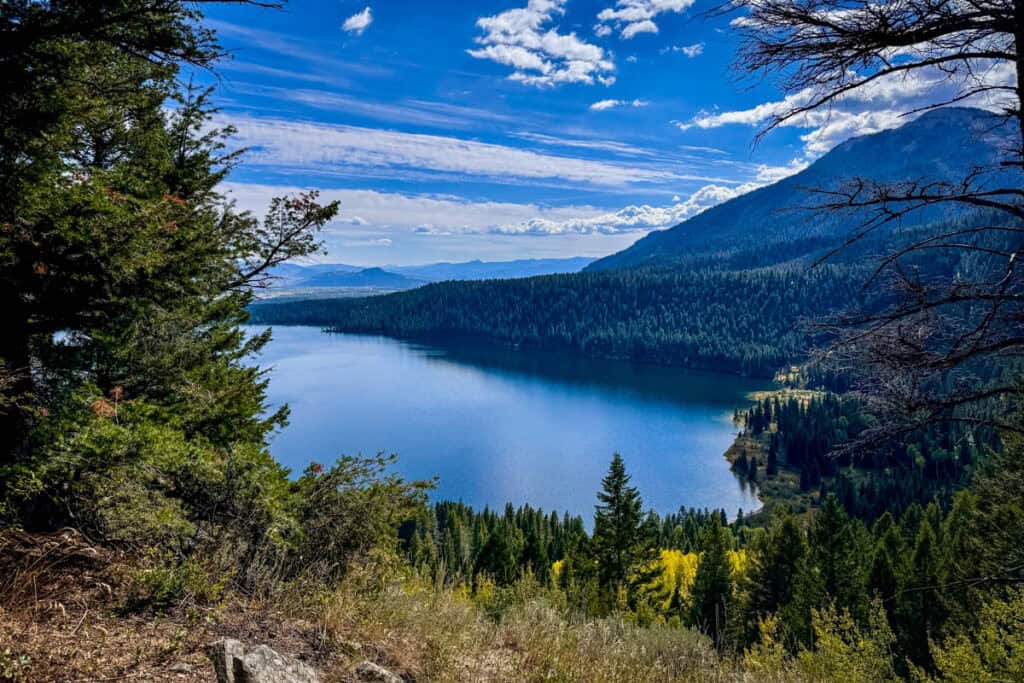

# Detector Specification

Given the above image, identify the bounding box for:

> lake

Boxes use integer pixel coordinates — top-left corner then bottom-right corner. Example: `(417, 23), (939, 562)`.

(251, 326), (767, 520)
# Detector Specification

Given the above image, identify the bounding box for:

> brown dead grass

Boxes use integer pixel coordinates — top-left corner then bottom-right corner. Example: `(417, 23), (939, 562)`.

(0, 530), (340, 682)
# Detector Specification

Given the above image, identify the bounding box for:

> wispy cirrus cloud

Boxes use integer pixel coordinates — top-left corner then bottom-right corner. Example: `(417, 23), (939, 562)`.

(222, 152), (806, 243)
(468, 0), (615, 87)
(238, 84), (517, 130)
(512, 131), (658, 157)
(590, 98), (649, 111)
(207, 18), (392, 78)
(221, 182), (607, 234)
(596, 0), (696, 40)
(221, 113), (713, 187)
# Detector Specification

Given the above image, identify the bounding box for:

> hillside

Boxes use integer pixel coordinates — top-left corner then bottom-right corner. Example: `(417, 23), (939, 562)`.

(250, 264), (876, 377)
(587, 108), (1010, 271)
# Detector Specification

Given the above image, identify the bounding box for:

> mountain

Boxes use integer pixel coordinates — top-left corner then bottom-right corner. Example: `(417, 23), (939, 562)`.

(267, 262), (362, 287)
(268, 256), (594, 289)
(588, 107), (1012, 271)
(300, 267), (424, 289)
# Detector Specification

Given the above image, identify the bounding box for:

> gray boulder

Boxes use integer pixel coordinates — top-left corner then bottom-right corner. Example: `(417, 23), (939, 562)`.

(354, 661), (402, 683)
(206, 639), (320, 683)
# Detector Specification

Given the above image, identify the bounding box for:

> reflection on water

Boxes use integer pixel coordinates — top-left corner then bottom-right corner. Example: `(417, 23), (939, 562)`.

(252, 326), (767, 520)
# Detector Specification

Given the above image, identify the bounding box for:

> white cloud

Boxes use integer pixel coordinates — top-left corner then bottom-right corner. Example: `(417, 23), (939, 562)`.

(342, 7), (373, 36)
(344, 237), (392, 247)
(222, 153), (814, 246)
(663, 42), (704, 57)
(621, 19), (659, 39)
(222, 113), (694, 187)
(221, 182), (610, 236)
(755, 158), (810, 182)
(493, 183), (756, 235)
(512, 131), (657, 157)
(597, 0), (695, 40)
(245, 84), (515, 130)
(675, 63), (1016, 157)
(220, 181), (767, 239)
(469, 0), (615, 87)
(589, 98), (649, 111)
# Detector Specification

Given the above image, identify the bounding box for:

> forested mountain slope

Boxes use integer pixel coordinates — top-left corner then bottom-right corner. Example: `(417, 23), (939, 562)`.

(587, 107), (1010, 271)
(250, 264), (876, 376)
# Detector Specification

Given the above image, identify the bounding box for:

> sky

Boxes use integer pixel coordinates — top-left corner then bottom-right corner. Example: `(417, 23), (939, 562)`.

(192, 0), (994, 266)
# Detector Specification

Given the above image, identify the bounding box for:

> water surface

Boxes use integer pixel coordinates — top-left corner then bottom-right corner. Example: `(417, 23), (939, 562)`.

(253, 326), (766, 520)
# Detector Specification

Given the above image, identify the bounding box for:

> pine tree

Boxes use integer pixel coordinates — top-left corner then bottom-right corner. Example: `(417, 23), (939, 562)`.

(743, 514), (805, 625)
(896, 520), (947, 667)
(592, 453), (655, 607)
(689, 516), (734, 648)
(807, 495), (869, 622)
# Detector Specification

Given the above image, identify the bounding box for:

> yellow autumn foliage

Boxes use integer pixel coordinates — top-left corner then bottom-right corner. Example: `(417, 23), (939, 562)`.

(640, 548), (748, 610)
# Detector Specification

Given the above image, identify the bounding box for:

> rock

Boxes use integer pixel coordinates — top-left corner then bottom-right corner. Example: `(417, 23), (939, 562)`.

(208, 639), (246, 683)
(354, 661), (402, 683)
(206, 639), (320, 683)
(168, 661), (193, 673)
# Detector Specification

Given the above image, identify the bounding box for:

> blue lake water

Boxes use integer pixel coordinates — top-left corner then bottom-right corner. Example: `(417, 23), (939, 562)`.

(251, 326), (766, 520)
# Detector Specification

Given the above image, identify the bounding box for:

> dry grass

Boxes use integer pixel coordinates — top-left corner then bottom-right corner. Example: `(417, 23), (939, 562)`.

(319, 562), (748, 683)
(0, 530), (333, 682)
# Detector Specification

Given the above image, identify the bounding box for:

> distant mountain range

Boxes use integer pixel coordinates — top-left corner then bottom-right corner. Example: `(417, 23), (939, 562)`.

(588, 107), (1011, 271)
(267, 256), (595, 291)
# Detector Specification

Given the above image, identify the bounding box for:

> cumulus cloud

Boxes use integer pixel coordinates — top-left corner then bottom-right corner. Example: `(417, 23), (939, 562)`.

(589, 98), (649, 111)
(342, 7), (373, 36)
(469, 0), (615, 87)
(755, 158), (810, 182)
(622, 19), (659, 38)
(221, 113), (692, 187)
(597, 0), (695, 40)
(492, 183), (755, 235)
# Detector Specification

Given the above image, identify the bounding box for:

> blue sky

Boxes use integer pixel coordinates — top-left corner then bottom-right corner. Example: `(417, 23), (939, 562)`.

(194, 0), (974, 265)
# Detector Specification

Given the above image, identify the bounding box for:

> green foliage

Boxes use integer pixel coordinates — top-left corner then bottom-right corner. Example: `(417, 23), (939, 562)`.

(687, 517), (735, 647)
(0, 649), (32, 682)
(289, 454), (431, 583)
(126, 554), (230, 611)
(795, 603), (900, 682)
(740, 513), (806, 644)
(927, 589), (1024, 682)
